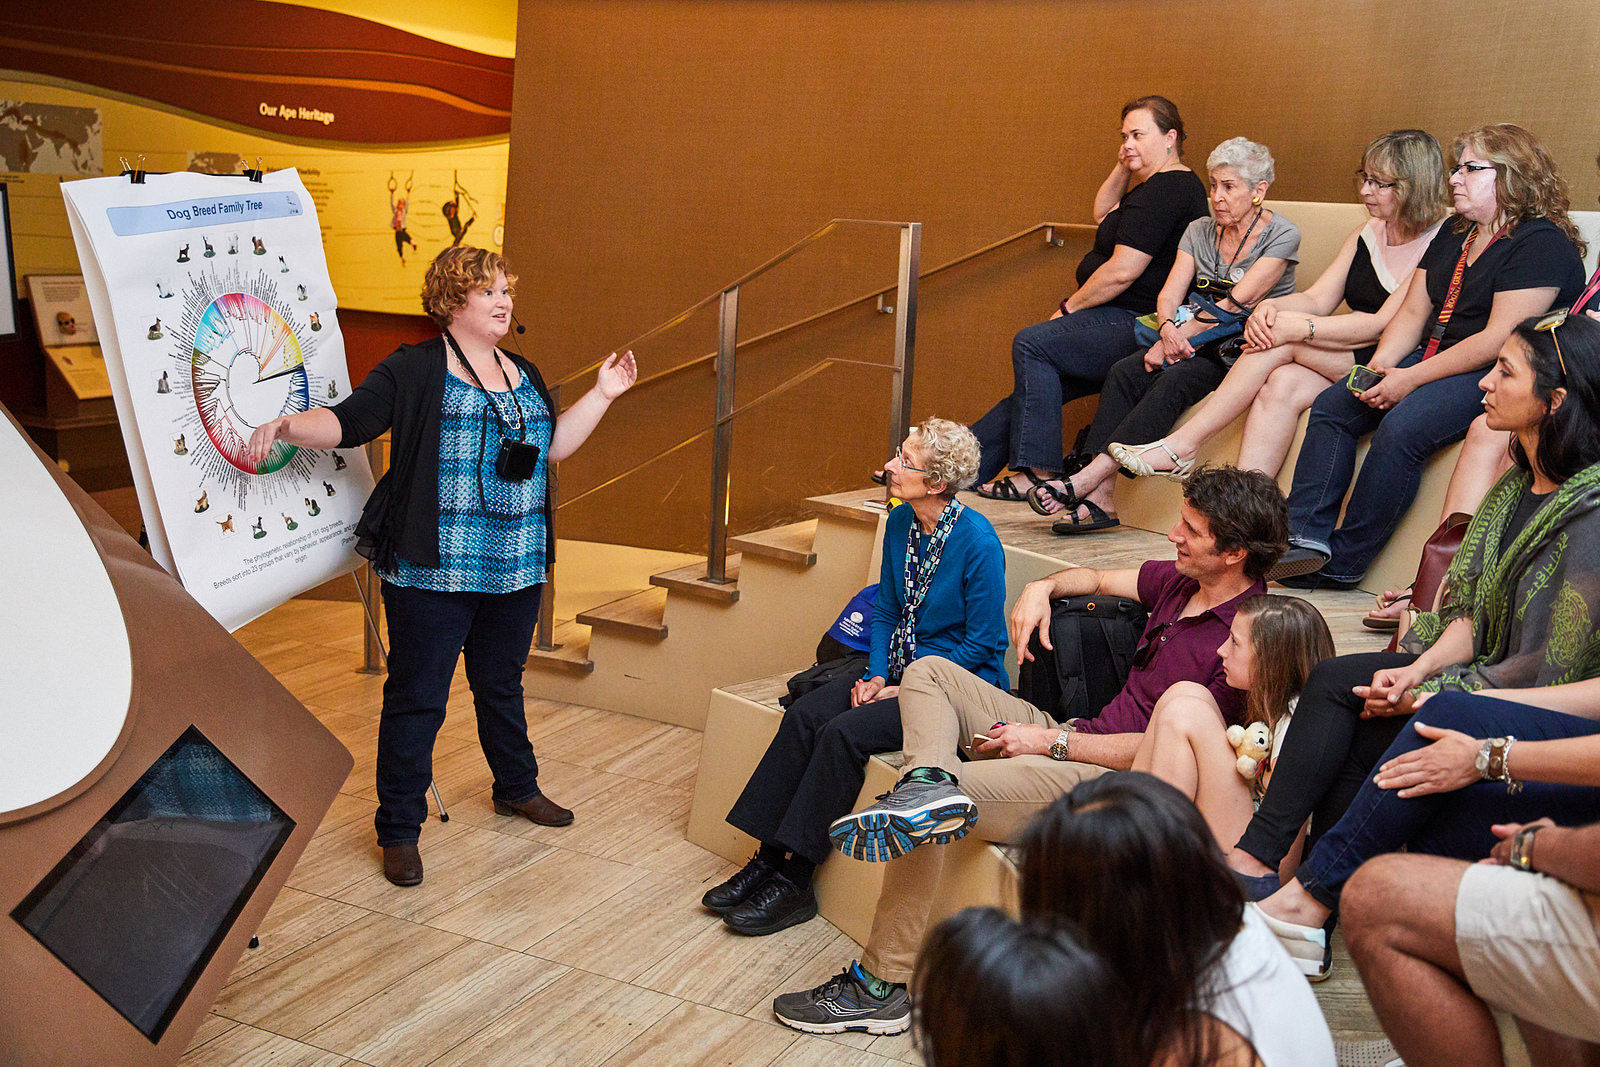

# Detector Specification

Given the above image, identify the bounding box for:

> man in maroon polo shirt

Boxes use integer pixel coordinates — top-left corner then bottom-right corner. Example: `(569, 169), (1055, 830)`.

(772, 466), (1288, 1036)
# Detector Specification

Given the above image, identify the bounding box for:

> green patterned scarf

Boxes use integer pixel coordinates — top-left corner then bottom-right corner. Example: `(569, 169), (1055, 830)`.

(1403, 461), (1600, 692)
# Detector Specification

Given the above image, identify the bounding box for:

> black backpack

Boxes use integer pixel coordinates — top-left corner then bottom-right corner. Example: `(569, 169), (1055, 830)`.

(1017, 595), (1149, 721)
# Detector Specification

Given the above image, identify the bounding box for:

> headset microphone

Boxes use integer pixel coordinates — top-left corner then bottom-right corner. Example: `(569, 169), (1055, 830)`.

(511, 313), (526, 334)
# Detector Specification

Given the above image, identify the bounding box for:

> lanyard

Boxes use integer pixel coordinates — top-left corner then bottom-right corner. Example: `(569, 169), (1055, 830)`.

(1570, 262), (1600, 315)
(444, 330), (525, 440)
(1216, 206), (1264, 283)
(1423, 225), (1504, 360)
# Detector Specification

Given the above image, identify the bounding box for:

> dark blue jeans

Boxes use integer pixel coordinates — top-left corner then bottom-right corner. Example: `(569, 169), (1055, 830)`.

(971, 306), (1141, 483)
(376, 581), (544, 845)
(1297, 691), (1600, 910)
(1286, 348), (1486, 582)
(726, 673), (903, 866)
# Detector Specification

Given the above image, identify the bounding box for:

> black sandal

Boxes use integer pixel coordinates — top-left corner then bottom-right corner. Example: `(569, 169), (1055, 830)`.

(1051, 500), (1119, 534)
(1027, 478), (1078, 517)
(975, 469), (1045, 503)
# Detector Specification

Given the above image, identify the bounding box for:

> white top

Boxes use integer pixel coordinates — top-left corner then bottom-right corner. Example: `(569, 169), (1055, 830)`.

(1205, 906), (1337, 1067)
(0, 416), (133, 817)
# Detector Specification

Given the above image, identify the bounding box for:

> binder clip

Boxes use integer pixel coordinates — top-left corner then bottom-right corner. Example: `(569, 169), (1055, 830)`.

(120, 155), (146, 184)
(243, 157), (265, 183)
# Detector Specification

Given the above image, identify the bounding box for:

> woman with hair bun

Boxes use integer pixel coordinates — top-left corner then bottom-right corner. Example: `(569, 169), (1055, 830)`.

(246, 246), (636, 886)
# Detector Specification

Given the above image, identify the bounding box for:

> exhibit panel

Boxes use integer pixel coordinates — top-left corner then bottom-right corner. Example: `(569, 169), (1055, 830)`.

(0, 407), (352, 1067)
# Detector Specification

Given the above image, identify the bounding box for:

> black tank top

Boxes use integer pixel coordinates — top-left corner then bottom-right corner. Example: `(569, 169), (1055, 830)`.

(1342, 239), (1391, 314)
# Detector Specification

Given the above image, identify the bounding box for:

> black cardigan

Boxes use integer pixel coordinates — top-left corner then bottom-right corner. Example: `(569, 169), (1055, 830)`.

(330, 335), (557, 574)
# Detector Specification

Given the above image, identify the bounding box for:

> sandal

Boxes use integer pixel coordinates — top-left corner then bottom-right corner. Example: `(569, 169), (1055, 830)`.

(1051, 500), (1119, 534)
(1109, 439), (1195, 481)
(975, 469), (1044, 502)
(1362, 585), (1413, 631)
(870, 469), (887, 486)
(1027, 478), (1078, 517)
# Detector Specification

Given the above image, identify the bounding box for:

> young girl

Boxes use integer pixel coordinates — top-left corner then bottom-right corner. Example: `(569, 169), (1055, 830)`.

(1131, 595), (1333, 851)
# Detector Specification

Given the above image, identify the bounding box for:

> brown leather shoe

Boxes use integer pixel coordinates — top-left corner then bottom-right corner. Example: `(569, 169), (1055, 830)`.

(382, 842), (424, 886)
(494, 793), (574, 827)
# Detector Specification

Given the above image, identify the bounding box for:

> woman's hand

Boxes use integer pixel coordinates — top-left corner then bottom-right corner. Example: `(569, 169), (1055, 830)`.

(596, 350), (637, 400)
(972, 722), (1055, 758)
(1152, 322), (1194, 366)
(1353, 663), (1435, 717)
(1242, 300), (1279, 351)
(247, 416), (291, 468)
(851, 676), (887, 707)
(1359, 365), (1419, 410)
(1484, 818), (1555, 865)
(1373, 721), (1481, 797)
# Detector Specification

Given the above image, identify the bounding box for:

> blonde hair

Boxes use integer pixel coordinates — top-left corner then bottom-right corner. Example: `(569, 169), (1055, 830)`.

(1452, 124), (1586, 258)
(1237, 595), (1334, 731)
(912, 417), (981, 496)
(1363, 129), (1450, 240)
(421, 246), (518, 328)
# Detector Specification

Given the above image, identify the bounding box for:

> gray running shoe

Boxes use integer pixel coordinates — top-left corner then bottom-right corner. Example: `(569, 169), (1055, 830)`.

(772, 962), (911, 1035)
(828, 771), (976, 862)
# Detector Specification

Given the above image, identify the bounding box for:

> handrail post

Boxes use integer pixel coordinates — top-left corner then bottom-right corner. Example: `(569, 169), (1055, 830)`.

(360, 437), (387, 673)
(707, 286), (738, 583)
(535, 383), (562, 650)
(888, 222), (921, 457)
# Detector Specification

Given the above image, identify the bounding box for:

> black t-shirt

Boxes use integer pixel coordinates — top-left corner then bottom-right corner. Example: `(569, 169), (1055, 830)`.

(1418, 217), (1585, 350)
(1508, 482), (1553, 534)
(1075, 169), (1209, 314)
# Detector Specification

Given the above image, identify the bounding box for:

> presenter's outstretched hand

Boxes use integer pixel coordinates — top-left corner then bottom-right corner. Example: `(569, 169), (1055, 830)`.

(247, 417), (290, 469)
(596, 350), (637, 400)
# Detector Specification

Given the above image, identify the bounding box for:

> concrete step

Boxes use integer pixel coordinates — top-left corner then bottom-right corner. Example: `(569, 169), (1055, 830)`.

(728, 519), (818, 567)
(525, 619), (593, 674)
(576, 587), (668, 640)
(650, 557), (741, 604)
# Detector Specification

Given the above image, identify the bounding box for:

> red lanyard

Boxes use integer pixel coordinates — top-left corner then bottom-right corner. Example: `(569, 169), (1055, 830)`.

(1423, 225), (1504, 360)
(1571, 262), (1600, 315)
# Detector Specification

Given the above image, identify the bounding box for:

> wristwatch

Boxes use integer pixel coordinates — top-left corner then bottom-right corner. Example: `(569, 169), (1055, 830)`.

(1510, 824), (1543, 871)
(1048, 722), (1077, 761)
(1475, 736), (1522, 794)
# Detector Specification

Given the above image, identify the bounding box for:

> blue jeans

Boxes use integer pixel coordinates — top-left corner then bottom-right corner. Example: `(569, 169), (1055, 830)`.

(376, 581), (545, 845)
(1296, 691), (1600, 910)
(971, 306), (1140, 483)
(1286, 348), (1486, 582)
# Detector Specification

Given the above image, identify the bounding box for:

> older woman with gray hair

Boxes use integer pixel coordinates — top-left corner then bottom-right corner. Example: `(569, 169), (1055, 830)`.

(704, 416), (1008, 936)
(1044, 137), (1301, 533)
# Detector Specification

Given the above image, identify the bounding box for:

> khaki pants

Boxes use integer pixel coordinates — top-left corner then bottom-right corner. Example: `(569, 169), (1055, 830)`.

(859, 657), (1106, 982)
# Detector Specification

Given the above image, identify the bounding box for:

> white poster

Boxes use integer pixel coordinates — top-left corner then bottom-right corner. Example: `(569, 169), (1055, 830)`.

(62, 169), (374, 631)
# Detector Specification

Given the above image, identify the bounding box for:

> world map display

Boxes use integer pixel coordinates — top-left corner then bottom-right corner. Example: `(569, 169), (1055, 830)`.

(0, 101), (101, 175)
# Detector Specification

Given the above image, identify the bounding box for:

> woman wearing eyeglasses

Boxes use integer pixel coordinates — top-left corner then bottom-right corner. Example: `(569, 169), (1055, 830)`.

(1228, 314), (1600, 959)
(1270, 123), (1586, 588)
(705, 417), (1007, 936)
(1108, 130), (1450, 484)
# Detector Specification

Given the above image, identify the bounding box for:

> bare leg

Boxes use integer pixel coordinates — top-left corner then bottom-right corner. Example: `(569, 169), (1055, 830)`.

(1235, 362), (1341, 476)
(1516, 1021), (1600, 1067)
(1343, 854), (1505, 1067)
(1158, 348), (1295, 460)
(1256, 875), (1332, 927)
(1442, 413), (1514, 519)
(1133, 683), (1255, 848)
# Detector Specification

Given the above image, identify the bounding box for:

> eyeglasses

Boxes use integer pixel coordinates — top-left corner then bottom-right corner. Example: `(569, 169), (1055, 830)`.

(1535, 308), (1570, 378)
(1354, 170), (1396, 190)
(1449, 162), (1496, 176)
(887, 452), (927, 474)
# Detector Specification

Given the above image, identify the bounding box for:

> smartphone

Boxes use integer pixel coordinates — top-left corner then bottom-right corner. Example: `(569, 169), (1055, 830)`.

(1346, 364), (1383, 394)
(972, 733), (996, 745)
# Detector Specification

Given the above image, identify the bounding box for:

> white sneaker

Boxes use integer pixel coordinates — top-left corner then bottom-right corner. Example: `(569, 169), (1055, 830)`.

(1251, 902), (1332, 981)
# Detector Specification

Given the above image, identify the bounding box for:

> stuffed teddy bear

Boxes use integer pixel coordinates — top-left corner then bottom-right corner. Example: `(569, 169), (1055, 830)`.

(1226, 721), (1273, 782)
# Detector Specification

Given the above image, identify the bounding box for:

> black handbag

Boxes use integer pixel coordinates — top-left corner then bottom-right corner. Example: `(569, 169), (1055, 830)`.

(1017, 595), (1149, 721)
(779, 654), (871, 709)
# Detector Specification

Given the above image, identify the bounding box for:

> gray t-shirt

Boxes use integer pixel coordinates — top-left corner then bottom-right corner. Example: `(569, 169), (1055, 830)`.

(1179, 212), (1301, 301)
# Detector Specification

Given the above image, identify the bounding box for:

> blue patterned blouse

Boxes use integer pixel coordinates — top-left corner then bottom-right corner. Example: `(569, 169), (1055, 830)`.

(381, 370), (551, 593)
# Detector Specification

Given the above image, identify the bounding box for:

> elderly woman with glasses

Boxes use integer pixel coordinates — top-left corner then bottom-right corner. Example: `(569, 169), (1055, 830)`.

(704, 417), (1007, 938)
(1040, 136), (1301, 532)
(1271, 123), (1587, 587)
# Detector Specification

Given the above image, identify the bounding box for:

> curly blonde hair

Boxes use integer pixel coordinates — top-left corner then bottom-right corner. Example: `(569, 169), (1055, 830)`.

(1452, 124), (1586, 257)
(421, 246), (518, 328)
(913, 417), (981, 496)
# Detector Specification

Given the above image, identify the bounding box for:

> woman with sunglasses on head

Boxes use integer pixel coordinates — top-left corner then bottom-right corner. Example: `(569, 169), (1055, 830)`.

(970, 96), (1208, 508)
(1018, 774), (1335, 1067)
(1109, 130), (1450, 484)
(705, 418), (1007, 936)
(1040, 137), (1301, 532)
(1228, 314), (1600, 945)
(1271, 123), (1586, 588)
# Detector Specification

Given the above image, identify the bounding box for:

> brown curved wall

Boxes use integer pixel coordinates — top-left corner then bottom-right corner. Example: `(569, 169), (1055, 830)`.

(505, 0), (1600, 552)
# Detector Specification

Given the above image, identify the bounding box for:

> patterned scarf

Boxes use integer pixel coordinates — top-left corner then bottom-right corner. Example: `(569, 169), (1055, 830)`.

(887, 498), (965, 682)
(1404, 461), (1600, 691)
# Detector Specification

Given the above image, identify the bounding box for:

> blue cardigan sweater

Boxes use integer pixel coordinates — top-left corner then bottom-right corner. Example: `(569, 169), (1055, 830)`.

(868, 503), (1008, 689)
